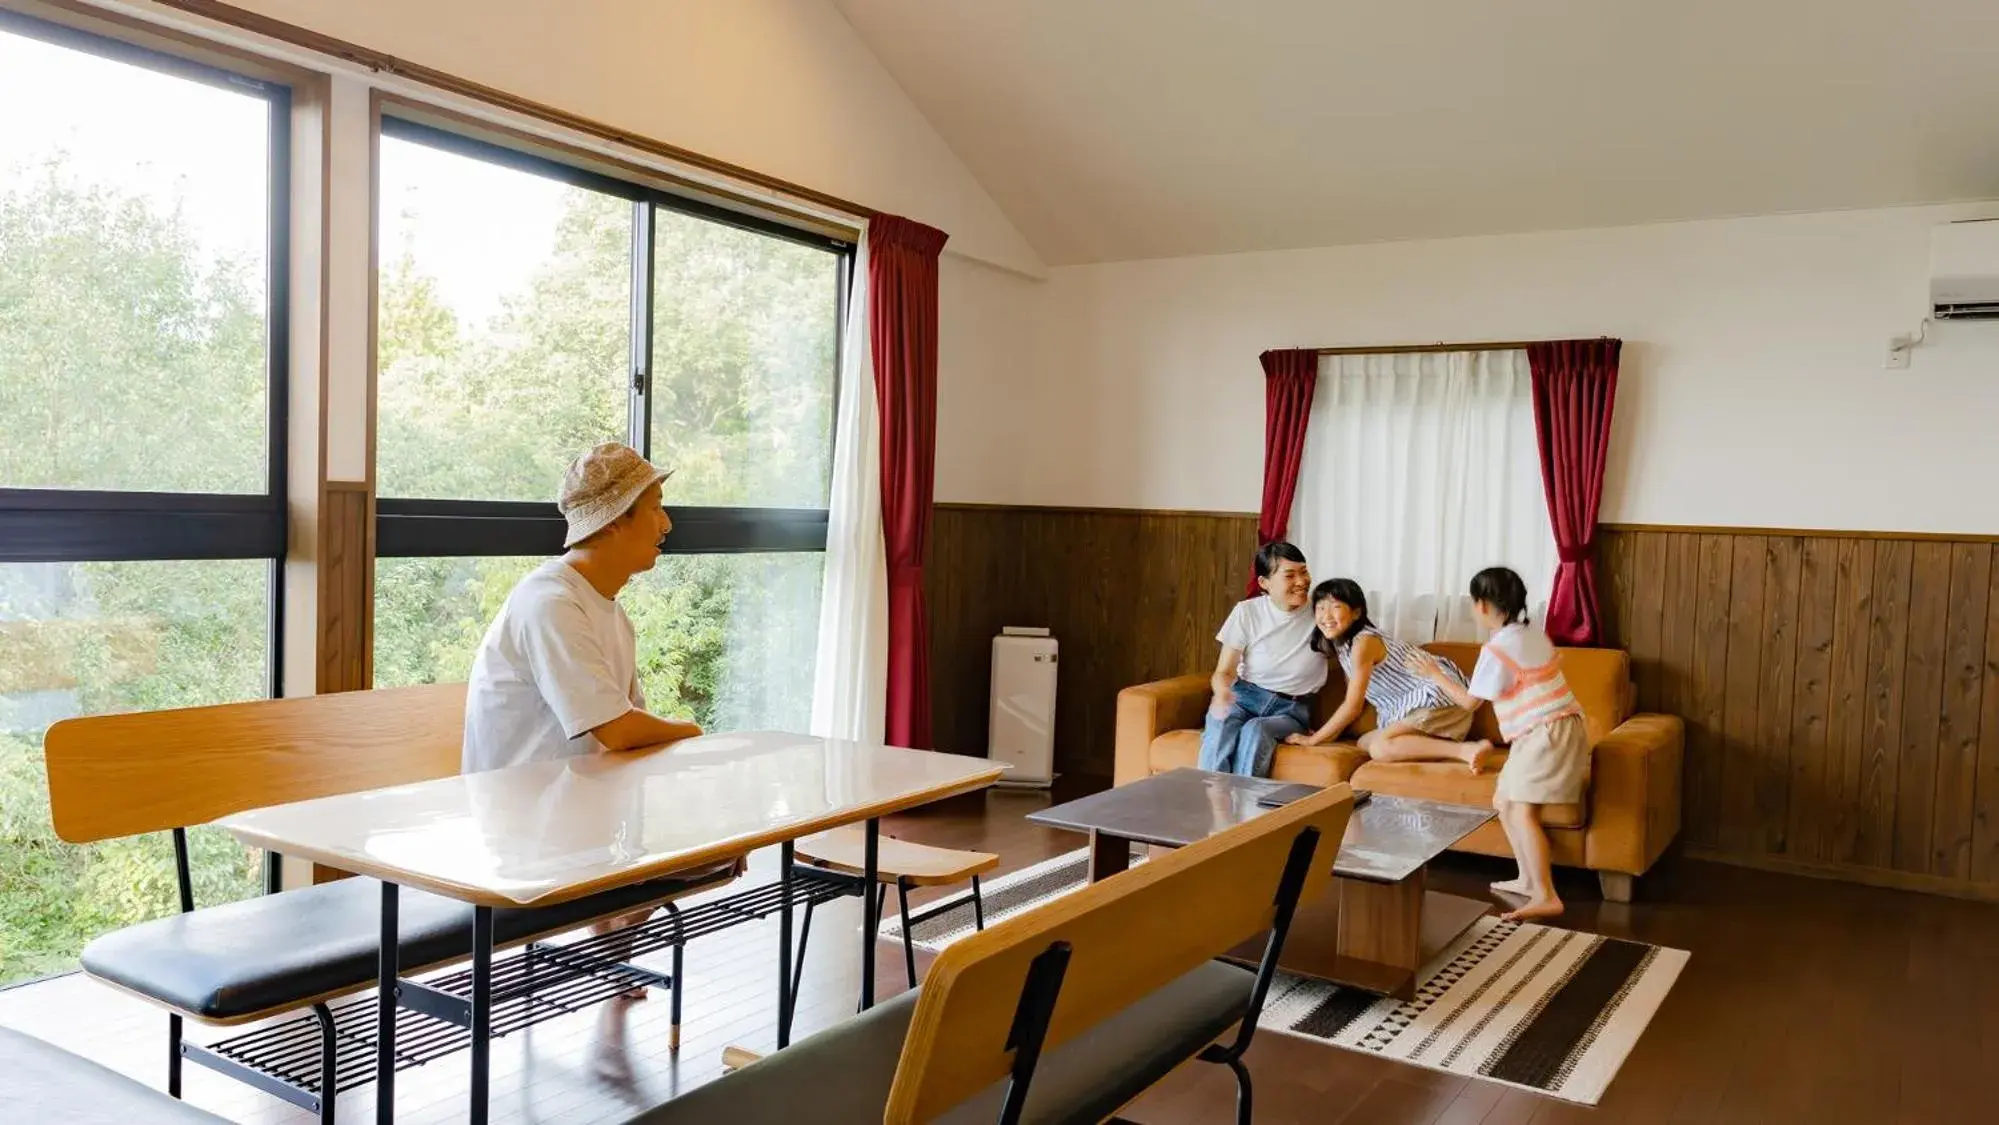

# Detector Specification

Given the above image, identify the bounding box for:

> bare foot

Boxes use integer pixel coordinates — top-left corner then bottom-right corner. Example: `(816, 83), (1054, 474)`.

(613, 984), (649, 1002)
(1465, 740), (1496, 774)
(1503, 896), (1564, 922)
(1489, 877), (1532, 898)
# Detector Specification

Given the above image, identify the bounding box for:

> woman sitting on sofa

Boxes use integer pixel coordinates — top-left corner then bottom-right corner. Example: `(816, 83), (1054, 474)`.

(1285, 578), (1495, 772)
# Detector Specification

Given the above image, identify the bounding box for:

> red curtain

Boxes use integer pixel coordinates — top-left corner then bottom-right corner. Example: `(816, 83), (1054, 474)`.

(1247, 348), (1320, 594)
(1528, 338), (1621, 646)
(870, 215), (949, 749)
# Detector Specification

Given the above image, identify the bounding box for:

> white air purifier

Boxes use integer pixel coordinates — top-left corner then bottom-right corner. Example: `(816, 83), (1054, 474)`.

(988, 627), (1057, 788)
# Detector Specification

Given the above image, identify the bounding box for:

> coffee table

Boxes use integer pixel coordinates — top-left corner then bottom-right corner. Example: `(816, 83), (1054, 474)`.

(1028, 768), (1495, 999)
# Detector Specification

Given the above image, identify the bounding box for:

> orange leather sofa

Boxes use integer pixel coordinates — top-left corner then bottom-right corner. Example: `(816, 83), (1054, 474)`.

(1114, 643), (1683, 901)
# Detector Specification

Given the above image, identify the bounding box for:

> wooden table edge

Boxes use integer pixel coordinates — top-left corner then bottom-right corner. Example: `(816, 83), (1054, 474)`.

(219, 765), (1007, 909)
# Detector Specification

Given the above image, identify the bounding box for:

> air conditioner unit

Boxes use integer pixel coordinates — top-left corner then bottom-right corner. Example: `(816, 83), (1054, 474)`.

(1930, 218), (1999, 320)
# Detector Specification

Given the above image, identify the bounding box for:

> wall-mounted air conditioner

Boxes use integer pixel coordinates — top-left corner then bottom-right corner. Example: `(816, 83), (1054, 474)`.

(1930, 218), (1999, 320)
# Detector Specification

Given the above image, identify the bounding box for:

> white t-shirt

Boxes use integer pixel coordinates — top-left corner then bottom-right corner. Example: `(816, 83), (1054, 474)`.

(1217, 596), (1327, 697)
(1467, 622), (1557, 701)
(461, 559), (645, 774)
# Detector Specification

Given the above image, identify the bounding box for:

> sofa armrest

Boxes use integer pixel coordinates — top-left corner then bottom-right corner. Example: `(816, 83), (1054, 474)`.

(1582, 713), (1684, 877)
(1115, 675), (1211, 785)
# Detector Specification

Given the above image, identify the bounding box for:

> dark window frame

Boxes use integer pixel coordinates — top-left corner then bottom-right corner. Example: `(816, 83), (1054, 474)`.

(372, 116), (852, 562)
(0, 7), (293, 894)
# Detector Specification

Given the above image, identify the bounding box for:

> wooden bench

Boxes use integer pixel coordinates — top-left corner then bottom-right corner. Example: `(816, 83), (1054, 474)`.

(43, 685), (740, 1123)
(635, 784), (1357, 1125)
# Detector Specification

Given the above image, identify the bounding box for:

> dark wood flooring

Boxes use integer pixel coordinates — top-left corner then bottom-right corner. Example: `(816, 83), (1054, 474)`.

(4, 782), (1998, 1124)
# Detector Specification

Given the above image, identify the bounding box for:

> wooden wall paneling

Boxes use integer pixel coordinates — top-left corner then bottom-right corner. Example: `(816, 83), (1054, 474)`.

(1894, 544), (1953, 872)
(1718, 536), (1768, 854)
(1754, 536), (1801, 856)
(1657, 533), (1699, 736)
(1858, 541), (1913, 869)
(1825, 540), (1878, 866)
(930, 511), (1999, 901)
(1930, 544), (1991, 879)
(1786, 537), (1838, 862)
(1975, 559), (1999, 884)
(1628, 532), (1669, 713)
(1683, 535), (1735, 847)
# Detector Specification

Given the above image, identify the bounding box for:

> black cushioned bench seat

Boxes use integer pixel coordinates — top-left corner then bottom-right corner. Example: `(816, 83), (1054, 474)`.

(629, 958), (1254, 1125)
(82, 864), (738, 1022)
(0, 1028), (228, 1124)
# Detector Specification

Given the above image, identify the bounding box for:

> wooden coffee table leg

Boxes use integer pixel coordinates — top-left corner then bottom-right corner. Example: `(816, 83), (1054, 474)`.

(1335, 869), (1426, 1000)
(1088, 830), (1132, 882)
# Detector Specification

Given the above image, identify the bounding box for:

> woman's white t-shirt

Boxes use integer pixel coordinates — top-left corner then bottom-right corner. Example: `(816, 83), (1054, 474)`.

(1217, 596), (1328, 697)
(461, 559), (644, 774)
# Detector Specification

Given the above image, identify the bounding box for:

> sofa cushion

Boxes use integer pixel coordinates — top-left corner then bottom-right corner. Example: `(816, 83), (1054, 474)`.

(82, 863), (738, 1021)
(0, 1028), (229, 1123)
(1422, 642), (1630, 746)
(1350, 758), (1586, 829)
(630, 959), (1255, 1125)
(1149, 729), (1367, 786)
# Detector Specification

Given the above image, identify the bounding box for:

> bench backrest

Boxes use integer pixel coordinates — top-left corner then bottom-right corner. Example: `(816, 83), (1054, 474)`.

(43, 684), (467, 844)
(883, 784), (1354, 1123)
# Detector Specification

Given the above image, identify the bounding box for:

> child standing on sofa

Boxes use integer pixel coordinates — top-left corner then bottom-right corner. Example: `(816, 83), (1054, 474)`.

(1411, 566), (1589, 921)
(1198, 541), (1326, 777)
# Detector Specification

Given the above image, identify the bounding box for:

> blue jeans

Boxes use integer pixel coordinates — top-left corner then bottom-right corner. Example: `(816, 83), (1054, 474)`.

(1198, 680), (1310, 778)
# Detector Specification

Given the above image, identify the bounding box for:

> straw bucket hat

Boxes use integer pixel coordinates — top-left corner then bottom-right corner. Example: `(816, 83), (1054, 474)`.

(558, 442), (670, 548)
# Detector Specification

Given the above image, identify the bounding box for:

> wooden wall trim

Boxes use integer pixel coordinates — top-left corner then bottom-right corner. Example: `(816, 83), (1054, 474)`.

(1604, 522), (1999, 544)
(935, 502), (1258, 520)
(1682, 845), (1999, 905)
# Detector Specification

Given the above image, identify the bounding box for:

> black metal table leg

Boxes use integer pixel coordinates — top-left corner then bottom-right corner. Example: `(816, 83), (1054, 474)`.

(861, 818), (880, 1012)
(777, 840), (795, 1049)
(377, 881), (398, 1125)
(897, 877), (918, 988)
(469, 906), (493, 1125)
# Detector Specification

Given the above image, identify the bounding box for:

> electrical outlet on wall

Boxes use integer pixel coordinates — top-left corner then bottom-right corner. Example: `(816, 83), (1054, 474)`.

(1885, 334), (1914, 369)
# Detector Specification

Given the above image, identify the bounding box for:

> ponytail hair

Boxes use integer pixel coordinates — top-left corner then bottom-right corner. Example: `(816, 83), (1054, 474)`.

(1469, 566), (1530, 625)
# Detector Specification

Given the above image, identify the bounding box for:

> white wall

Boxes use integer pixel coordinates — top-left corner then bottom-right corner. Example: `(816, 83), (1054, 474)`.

(942, 202), (1999, 535)
(192, 0), (1045, 278)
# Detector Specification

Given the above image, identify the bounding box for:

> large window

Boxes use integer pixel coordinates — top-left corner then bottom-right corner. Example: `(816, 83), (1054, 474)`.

(0, 12), (289, 985)
(372, 121), (844, 733)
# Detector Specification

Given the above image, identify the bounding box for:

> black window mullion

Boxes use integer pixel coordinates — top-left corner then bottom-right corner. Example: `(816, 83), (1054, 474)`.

(629, 200), (655, 456)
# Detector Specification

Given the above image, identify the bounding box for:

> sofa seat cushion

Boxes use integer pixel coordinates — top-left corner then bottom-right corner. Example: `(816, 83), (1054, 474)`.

(1149, 730), (1367, 787)
(1350, 758), (1586, 829)
(631, 959), (1255, 1125)
(0, 1028), (229, 1123)
(82, 863), (739, 1022)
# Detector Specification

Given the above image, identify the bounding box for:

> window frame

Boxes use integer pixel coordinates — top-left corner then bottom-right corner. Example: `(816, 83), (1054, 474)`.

(371, 115), (851, 562)
(0, 5), (294, 897)
(0, 6), (292, 681)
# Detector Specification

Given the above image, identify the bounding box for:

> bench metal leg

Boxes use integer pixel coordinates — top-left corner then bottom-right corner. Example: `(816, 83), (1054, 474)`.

(860, 818), (879, 1012)
(1219, 1053), (1252, 1125)
(667, 902), (686, 1052)
(897, 877), (918, 989)
(777, 840), (795, 1049)
(377, 881), (398, 1125)
(972, 875), (986, 930)
(469, 905), (493, 1125)
(313, 1002), (338, 1125)
(168, 1014), (183, 1097)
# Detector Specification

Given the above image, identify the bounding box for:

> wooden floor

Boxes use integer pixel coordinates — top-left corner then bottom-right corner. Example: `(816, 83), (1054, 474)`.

(6, 782), (1999, 1124)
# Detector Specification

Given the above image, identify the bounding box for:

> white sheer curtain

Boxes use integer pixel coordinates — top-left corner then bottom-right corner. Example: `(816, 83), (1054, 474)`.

(1289, 349), (1553, 643)
(809, 237), (888, 742)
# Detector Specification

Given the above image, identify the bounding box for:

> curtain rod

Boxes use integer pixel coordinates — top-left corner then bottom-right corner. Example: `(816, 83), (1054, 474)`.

(1312, 339), (1557, 356)
(145, 0), (881, 222)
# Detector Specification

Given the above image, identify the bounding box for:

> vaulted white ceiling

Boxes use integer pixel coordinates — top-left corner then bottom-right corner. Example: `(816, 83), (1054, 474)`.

(834, 0), (1999, 264)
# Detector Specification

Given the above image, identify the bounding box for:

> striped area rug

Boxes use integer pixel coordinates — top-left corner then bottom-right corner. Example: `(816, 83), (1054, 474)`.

(1264, 915), (1686, 1104)
(882, 848), (1685, 1105)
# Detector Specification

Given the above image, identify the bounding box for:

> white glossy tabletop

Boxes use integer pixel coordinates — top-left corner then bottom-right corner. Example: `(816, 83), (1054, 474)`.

(217, 732), (1006, 908)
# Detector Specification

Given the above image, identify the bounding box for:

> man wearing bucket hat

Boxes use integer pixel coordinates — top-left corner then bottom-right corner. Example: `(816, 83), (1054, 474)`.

(461, 441), (704, 774)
